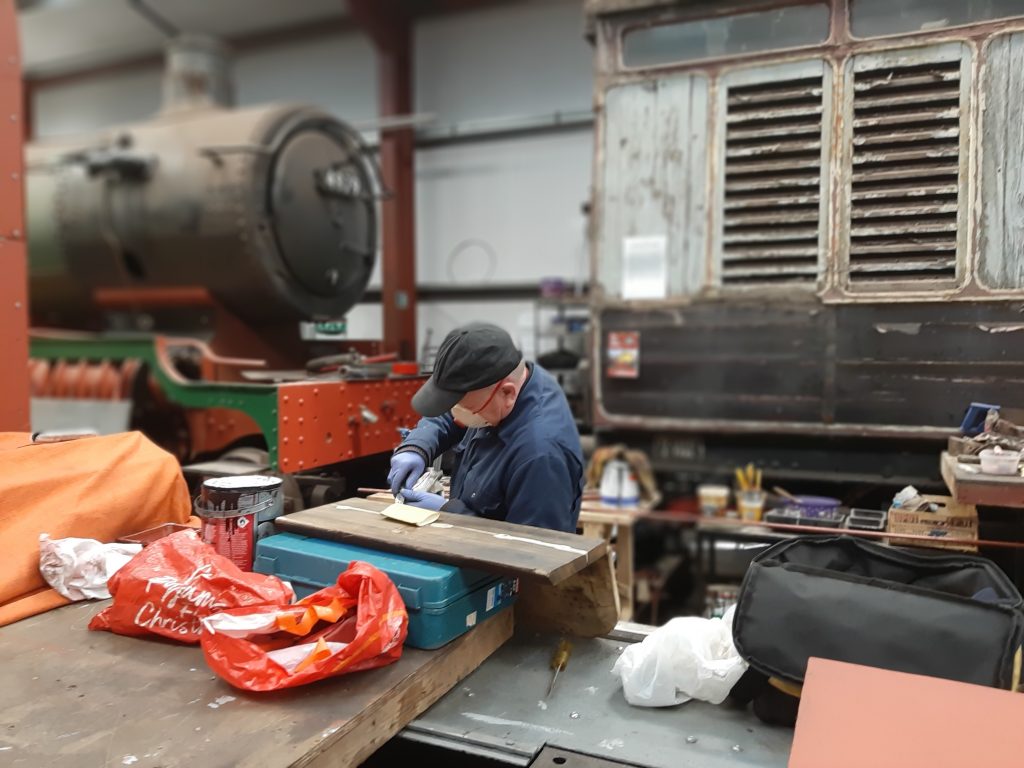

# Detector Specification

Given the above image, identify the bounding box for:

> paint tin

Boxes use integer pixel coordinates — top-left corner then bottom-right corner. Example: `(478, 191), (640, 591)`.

(194, 475), (283, 571)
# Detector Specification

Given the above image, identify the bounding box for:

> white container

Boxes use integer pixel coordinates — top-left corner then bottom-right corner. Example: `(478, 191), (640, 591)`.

(600, 459), (640, 506)
(698, 484), (730, 517)
(979, 448), (1022, 476)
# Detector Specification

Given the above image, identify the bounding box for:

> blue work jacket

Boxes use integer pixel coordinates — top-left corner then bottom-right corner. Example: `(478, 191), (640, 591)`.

(397, 364), (584, 532)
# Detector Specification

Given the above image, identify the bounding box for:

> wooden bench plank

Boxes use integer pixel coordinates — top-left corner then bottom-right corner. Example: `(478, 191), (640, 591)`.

(277, 498), (607, 585)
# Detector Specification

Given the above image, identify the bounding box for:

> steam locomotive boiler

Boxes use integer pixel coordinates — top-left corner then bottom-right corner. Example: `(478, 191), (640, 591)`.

(27, 36), (423, 487)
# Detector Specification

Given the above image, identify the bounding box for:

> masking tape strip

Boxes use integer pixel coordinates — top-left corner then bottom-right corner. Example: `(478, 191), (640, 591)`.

(429, 524), (588, 555)
(491, 533), (587, 555)
(335, 505), (383, 515)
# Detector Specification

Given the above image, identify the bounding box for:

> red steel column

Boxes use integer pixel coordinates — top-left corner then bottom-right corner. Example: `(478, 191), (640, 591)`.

(348, 0), (417, 362)
(377, 21), (417, 362)
(0, 0), (30, 431)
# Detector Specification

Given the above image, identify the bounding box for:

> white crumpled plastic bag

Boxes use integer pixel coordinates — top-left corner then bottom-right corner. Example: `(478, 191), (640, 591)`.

(202, 611), (284, 639)
(611, 606), (747, 707)
(38, 534), (142, 601)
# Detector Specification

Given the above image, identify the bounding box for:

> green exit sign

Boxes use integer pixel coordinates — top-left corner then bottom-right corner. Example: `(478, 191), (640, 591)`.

(300, 319), (348, 341)
(316, 321), (347, 335)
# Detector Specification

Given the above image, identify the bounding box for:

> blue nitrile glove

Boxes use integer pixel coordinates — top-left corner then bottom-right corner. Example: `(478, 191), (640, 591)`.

(388, 451), (426, 495)
(400, 488), (446, 511)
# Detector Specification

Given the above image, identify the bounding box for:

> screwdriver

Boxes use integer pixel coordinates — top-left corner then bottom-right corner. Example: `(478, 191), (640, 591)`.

(546, 638), (573, 698)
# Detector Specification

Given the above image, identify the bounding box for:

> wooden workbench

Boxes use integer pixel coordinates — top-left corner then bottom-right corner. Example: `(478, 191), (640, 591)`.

(941, 451), (1024, 508)
(0, 601), (512, 768)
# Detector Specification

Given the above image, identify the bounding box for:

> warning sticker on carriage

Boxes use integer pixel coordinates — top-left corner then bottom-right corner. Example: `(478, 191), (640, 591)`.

(607, 332), (640, 379)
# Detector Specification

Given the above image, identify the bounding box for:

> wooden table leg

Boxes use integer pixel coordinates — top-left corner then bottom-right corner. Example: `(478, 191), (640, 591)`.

(616, 522), (635, 622)
(580, 521), (632, 621)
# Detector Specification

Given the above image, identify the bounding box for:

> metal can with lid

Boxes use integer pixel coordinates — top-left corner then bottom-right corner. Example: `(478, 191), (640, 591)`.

(194, 475), (283, 571)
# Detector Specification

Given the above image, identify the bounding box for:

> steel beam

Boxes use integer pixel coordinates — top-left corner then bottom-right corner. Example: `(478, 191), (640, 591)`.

(0, 1), (29, 431)
(24, 16), (358, 85)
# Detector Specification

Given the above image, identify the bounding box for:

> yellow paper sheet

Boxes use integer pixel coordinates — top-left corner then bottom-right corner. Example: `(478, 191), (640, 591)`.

(379, 503), (439, 527)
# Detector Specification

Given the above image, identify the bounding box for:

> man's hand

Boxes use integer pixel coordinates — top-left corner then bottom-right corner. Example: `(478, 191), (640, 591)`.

(388, 451), (426, 495)
(399, 488), (445, 511)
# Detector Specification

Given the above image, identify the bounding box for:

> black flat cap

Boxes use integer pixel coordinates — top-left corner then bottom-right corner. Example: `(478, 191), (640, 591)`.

(412, 323), (522, 416)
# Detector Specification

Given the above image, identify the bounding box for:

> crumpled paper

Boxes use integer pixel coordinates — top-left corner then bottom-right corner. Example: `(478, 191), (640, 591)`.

(611, 605), (747, 707)
(413, 467), (444, 494)
(39, 534), (142, 601)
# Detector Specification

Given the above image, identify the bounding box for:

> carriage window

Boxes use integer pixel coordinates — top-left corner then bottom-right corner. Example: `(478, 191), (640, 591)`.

(622, 4), (830, 69)
(851, 0), (1024, 38)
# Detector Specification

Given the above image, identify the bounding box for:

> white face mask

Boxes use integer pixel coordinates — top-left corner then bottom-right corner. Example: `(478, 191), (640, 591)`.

(451, 405), (491, 429)
(451, 381), (502, 429)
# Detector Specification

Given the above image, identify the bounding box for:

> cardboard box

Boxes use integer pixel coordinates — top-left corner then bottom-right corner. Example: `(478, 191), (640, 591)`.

(887, 494), (978, 552)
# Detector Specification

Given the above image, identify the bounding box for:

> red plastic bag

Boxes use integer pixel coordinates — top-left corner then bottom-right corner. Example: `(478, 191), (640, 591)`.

(89, 530), (294, 643)
(200, 561), (408, 691)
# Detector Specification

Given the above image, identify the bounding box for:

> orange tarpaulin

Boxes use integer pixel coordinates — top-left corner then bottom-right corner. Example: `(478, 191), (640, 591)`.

(0, 431), (191, 627)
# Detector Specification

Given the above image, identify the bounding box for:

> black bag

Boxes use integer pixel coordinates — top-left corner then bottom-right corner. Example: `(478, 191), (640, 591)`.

(732, 536), (1024, 690)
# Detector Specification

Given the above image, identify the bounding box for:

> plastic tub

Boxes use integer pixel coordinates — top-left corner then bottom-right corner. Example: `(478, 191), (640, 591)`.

(979, 448), (1021, 476)
(117, 522), (194, 546)
(766, 506), (847, 528)
(846, 509), (887, 532)
(791, 495), (842, 518)
(698, 485), (730, 517)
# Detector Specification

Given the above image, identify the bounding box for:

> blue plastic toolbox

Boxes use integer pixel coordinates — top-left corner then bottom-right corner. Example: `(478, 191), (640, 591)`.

(254, 532), (517, 649)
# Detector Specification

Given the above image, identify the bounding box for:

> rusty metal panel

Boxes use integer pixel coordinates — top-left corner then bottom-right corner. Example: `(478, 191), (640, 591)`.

(841, 43), (970, 288)
(599, 301), (827, 425)
(598, 74), (709, 299)
(833, 303), (1024, 426)
(980, 32), (1024, 291)
(597, 301), (1024, 435)
(714, 59), (831, 288)
(0, 0), (29, 431)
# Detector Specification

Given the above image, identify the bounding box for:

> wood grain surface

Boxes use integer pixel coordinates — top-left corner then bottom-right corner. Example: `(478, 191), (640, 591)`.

(0, 601), (512, 768)
(276, 498), (607, 585)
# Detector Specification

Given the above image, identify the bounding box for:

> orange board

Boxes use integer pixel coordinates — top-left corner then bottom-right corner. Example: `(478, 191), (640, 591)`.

(277, 377), (424, 471)
(790, 657), (1024, 768)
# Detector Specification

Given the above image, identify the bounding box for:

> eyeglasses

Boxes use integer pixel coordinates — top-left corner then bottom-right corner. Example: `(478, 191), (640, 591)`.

(452, 381), (501, 418)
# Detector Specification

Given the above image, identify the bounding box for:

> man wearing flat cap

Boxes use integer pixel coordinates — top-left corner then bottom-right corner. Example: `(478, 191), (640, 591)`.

(387, 322), (584, 532)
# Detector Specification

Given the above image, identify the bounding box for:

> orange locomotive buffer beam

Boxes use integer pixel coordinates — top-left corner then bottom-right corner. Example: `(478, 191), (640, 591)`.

(0, 1), (29, 431)
(277, 377), (423, 472)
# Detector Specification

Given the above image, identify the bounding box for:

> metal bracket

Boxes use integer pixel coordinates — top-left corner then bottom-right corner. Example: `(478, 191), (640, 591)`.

(61, 147), (157, 181)
(529, 747), (643, 768)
